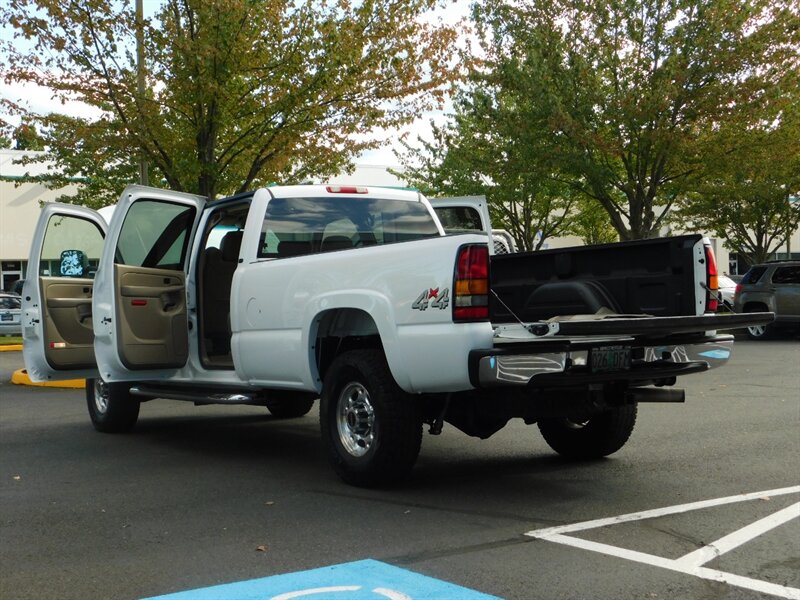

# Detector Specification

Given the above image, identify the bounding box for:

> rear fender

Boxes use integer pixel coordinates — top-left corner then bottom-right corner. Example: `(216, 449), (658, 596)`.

(304, 292), (410, 392)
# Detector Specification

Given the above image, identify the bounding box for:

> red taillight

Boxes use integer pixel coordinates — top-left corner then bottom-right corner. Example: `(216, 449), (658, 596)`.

(326, 185), (368, 194)
(705, 243), (718, 312)
(453, 244), (490, 322)
(734, 283), (742, 296)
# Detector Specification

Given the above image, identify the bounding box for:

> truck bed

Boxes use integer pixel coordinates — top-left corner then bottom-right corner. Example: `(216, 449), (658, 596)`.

(490, 234), (705, 322)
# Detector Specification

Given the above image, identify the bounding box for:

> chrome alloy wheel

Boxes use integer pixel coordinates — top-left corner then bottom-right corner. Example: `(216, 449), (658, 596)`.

(93, 378), (109, 415)
(747, 324), (767, 337)
(336, 382), (376, 457)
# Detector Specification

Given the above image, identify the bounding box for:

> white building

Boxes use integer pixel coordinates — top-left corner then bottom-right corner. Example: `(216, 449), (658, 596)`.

(0, 150), (82, 291)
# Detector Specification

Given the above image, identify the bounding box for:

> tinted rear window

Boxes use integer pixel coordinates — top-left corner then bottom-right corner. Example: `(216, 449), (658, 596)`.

(258, 196), (440, 259)
(741, 266), (767, 284)
(0, 296), (21, 309)
(434, 206), (483, 233)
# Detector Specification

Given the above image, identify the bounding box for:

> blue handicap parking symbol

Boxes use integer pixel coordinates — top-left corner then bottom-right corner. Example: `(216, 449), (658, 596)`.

(143, 559), (500, 600)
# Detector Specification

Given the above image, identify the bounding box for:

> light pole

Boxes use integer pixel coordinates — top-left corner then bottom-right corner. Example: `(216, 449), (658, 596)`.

(136, 0), (149, 186)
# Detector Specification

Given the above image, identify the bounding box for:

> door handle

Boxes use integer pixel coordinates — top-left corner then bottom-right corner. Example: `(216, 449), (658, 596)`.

(78, 305), (92, 323)
(161, 291), (182, 312)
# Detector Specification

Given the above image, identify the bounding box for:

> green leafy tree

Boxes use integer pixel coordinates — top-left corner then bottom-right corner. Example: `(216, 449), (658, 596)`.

(0, 100), (22, 149)
(571, 202), (619, 246)
(1, 0), (458, 202)
(398, 90), (578, 252)
(13, 119), (44, 150)
(0, 116), (12, 149)
(15, 114), (140, 208)
(459, 0), (800, 240)
(674, 100), (800, 265)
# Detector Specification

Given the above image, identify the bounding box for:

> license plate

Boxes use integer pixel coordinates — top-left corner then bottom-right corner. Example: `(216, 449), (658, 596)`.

(1, 313), (12, 321)
(590, 345), (631, 373)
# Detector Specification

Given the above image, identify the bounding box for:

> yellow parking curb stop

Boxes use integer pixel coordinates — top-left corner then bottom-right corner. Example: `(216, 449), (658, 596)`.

(11, 369), (85, 389)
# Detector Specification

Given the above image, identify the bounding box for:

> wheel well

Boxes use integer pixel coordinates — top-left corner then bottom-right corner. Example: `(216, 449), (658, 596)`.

(314, 308), (383, 381)
(743, 301), (769, 313)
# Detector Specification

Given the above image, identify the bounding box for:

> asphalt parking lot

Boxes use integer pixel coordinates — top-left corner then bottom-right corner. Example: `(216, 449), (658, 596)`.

(1, 337), (798, 600)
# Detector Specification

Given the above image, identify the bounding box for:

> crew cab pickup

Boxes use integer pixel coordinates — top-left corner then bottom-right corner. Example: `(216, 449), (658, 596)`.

(21, 184), (772, 486)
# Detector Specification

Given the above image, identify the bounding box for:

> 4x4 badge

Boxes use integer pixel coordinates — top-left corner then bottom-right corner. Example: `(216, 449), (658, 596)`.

(412, 287), (450, 311)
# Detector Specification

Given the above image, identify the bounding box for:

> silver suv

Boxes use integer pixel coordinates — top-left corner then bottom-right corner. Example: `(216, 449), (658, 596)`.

(0, 292), (22, 336)
(734, 260), (800, 339)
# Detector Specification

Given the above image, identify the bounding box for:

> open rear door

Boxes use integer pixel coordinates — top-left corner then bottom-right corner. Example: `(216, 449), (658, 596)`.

(92, 185), (205, 382)
(22, 204), (107, 381)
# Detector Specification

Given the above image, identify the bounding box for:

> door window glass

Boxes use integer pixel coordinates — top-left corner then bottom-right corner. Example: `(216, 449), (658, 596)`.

(740, 266), (767, 284)
(116, 200), (196, 269)
(40, 215), (105, 278)
(772, 266), (800, 284)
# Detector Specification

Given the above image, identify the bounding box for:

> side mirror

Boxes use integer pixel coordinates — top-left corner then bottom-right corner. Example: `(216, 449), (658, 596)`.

(60, 249), (88, 277)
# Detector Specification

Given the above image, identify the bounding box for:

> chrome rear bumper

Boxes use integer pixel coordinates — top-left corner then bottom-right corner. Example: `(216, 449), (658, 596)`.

(470, 335), (734, 388)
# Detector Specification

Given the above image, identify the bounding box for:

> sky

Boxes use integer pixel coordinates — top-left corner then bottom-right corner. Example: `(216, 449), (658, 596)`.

(0, 0), (473, 167)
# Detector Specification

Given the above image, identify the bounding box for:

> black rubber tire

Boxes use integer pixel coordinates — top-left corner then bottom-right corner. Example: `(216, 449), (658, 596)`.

(745, 307), (773, 340)
(86, 378), (140, 433)
(746, 323), (773, 340)
(538, 404), (637, 459)
(265, 393), (316, 418)
(320, 350), (422, 487)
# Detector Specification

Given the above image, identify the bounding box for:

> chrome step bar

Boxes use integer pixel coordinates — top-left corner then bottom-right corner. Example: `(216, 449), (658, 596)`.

(129, 385), (260, 405)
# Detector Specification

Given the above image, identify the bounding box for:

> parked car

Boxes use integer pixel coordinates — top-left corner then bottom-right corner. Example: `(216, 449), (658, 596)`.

(0, 292), (22, 336)
(717, 274), (737, 310)
(734, 260), (800, 339)
(429, 196), (516, 254)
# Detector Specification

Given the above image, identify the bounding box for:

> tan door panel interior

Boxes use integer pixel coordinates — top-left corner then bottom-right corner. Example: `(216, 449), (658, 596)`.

(41, 277), (96, 369)
(114, 264), (189, 369)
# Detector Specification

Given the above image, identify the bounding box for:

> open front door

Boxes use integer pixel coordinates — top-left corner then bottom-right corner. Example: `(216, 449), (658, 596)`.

(22, 204), (107, 382)
(93, 185), (205, 382)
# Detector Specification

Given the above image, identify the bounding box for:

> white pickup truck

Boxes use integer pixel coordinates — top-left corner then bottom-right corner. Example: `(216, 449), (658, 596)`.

(21, 184), (771, 486)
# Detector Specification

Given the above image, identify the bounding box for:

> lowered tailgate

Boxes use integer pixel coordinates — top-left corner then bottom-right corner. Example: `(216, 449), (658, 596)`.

(469, 311), (774, 388)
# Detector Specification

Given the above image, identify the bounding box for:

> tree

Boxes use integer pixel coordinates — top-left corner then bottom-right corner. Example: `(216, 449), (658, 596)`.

(459, 0), (800, 240)
(397, 89), (579, 252)
(1, 0), (458, 202)
(13, 119), (44, 150)
(571, 201), (619, 246)
(0, 112), (12, 149)
(673, 100), (800, 265)
(0, 100), (22, 149)
(15, 114), (140, 208)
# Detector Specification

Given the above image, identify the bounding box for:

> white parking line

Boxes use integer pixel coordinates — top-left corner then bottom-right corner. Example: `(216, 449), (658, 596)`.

(526, 486), (800, 600)
(527, 485), (800, 537)
(675, 502), (800, 567)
